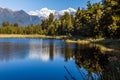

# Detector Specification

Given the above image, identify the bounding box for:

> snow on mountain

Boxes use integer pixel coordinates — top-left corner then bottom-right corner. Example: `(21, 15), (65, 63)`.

(28, 8), (55, 19)
(28, 8), (76, 19)
(57, 8), (76, 15)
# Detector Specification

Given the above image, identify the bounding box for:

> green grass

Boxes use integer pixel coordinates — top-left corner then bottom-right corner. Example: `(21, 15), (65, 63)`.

(65, 38), (120, 52)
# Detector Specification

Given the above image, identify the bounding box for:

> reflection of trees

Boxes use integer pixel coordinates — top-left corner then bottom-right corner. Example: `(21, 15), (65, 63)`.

(74, 44), (109, 73)
(49, 40), (54, 60)
(64, 43), (73, 61)
(102, 59), (120, 80)
(72, 43), (120, 80)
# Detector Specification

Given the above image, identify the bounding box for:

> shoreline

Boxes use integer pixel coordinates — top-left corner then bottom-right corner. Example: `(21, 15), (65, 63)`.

(0, 34), (119, 51)
(65, 38), (120, 51)
(0, 34), (67, 39)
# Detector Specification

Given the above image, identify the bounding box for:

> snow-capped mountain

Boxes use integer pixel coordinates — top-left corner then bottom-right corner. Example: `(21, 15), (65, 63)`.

(0, 7), (76, 26)
(28, 8), (55, 19)
(28, 8), (76, 19)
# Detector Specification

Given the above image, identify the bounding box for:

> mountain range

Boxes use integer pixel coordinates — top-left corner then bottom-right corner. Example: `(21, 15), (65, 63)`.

(0, 7), (76, 26)
(0, 7), (41, 26)
(28, 8), (76, 19)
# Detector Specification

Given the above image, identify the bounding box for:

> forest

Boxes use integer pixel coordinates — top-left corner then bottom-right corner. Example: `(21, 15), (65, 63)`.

(0, 0), (120, 39)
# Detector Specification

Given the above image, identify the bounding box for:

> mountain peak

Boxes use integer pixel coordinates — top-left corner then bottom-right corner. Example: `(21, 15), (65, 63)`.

(28, 7), (55, 19)
(0, 7), (13, 13)
(40, 7), (50, 11)
(67, 8), (76, 12)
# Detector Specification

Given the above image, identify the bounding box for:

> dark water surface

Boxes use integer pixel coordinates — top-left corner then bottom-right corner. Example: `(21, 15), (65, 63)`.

(0, 38), (119, 80)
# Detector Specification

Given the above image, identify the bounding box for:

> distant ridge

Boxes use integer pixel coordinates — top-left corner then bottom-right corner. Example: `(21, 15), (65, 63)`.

(0, 7), (76, 26)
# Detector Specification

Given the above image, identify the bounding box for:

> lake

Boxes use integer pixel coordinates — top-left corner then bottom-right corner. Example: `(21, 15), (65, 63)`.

(0, 38), (119, 80)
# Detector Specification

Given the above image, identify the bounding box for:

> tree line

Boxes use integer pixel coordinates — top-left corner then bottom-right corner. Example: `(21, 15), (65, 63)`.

(0, 0), (120, 38)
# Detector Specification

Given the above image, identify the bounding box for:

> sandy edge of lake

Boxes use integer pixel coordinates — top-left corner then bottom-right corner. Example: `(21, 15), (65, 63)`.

(0, 34), (67, 39)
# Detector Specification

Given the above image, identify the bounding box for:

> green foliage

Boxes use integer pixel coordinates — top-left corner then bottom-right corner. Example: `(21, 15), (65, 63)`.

(0, 0), (119, 39)
(100, 0), (120, 38)
(48, 13), (54, 24)
(13, 23), (19, 27)
(59, 12), (73, 35)
(2, 21), (10, 27)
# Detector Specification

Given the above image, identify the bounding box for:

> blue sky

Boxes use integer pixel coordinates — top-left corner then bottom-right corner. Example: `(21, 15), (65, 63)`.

(0, 0), (101, 12)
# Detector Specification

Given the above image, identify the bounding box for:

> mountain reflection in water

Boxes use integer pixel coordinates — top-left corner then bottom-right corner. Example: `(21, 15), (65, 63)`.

(0, 38), (119, 80)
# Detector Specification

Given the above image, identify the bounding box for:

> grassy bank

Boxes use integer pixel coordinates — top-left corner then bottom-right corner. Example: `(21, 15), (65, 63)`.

(65, 38), (120, 51)
(65, 38), (105, 44)
(0, 34), (67, 39)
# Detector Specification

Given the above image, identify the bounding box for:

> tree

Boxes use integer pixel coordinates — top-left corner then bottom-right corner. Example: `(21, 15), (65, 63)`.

(73, 7), (82, 35)
(100, 0), (120, 38)
(13, 23), (19, 27)
(88, 2), (103, 37)
(41, 19), (48, 30)
(2, 21), (10, 27)
(60, 12), (73, 35)
(48, 13), (54, 24)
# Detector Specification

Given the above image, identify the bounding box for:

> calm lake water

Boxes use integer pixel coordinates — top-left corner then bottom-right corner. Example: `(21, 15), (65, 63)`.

(0, 38), (119, 80)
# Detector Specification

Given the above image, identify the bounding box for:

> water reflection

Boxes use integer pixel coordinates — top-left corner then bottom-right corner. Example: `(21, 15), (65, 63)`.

(0, 38), (119, 80)
(74, 44), (109, 73)
(0, 42), (29, 62)
(0, 39), (64, 62)
(29, 39), (64, 61)
(71, 44), (120, 80)
(29, 39), (49, 61)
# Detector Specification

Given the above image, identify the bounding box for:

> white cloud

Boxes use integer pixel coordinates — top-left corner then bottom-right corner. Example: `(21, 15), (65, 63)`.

(28, 7), (76, 19)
